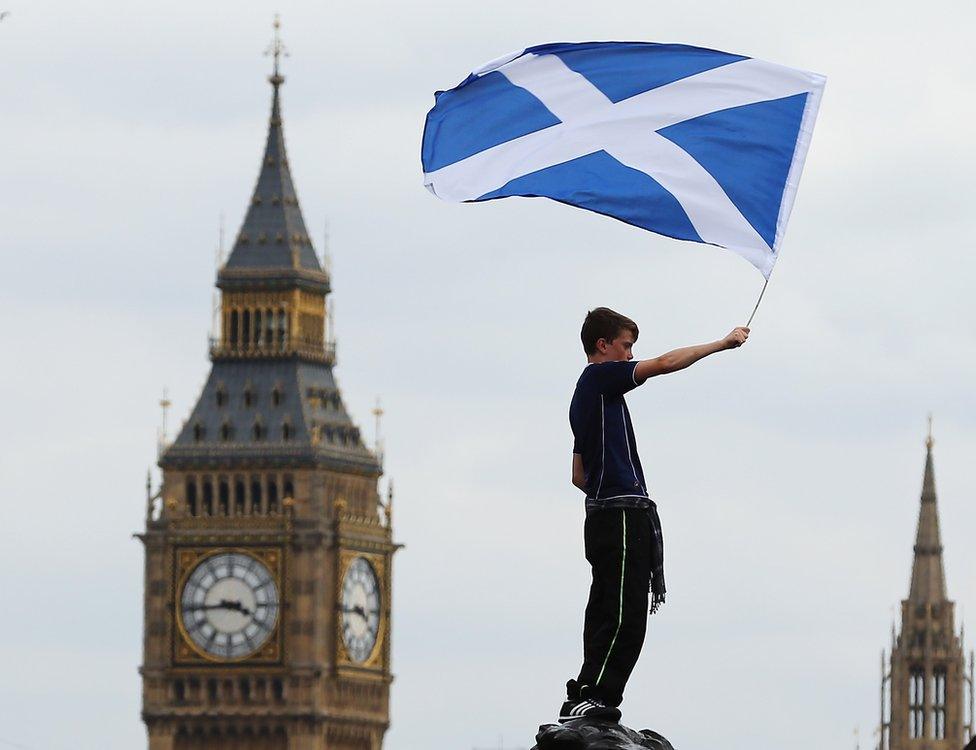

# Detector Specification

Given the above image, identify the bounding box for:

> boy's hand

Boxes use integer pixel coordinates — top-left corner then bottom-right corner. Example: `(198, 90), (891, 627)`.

(722, 327), (750, 349)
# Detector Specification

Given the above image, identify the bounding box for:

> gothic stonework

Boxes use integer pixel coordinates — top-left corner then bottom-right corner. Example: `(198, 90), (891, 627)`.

(139, 22), (399, 750)
(880, 432), (974, 750)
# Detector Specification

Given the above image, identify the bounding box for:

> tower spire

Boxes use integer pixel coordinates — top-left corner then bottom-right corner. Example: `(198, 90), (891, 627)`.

(220, 14), (325, 278)
(883, 424), (968, 750)
(908, 418), (947, 603)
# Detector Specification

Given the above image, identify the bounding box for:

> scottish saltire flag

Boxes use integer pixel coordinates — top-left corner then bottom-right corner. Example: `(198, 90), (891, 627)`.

(422, 42), (825, 277)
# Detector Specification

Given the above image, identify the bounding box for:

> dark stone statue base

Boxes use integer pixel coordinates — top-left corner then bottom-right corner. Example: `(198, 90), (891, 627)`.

(534, 719), (675, 750)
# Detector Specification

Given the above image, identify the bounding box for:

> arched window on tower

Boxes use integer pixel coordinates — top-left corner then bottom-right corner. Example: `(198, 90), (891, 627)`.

(272, 384), (282, 407)
(229, 310), (239, 348)
(242, 310), (251, 350)
(220, 421), (233, 441)
(218, 478), (229, 516)
(252, 419), (265, 441)
(202, 478), (214, 516)
(193, 422), (205, 442)
(909, 668), (925, 739)
(234, 477), (245, 515)
(243, 384), (254, 408)
(215, 383), (227, 408)
(267, 477), (279, 514)
(251, 478), (263, 514)
(265, 308), (274, 347)
(933, 669), (947, 739)
(283, 475), (294, 500)
(186, 477), (198, 516)
(254, 310), (262, 348)
(282, 420), (292, 441)
(277, 307), (287, 347)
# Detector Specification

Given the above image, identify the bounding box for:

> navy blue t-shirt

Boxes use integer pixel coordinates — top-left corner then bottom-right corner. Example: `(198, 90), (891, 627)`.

(570, 361), (648, 503)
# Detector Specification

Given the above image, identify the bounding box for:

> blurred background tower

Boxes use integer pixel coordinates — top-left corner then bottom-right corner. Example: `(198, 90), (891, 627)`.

(879, 427), (973, 750)
(138, 18), (399, 749)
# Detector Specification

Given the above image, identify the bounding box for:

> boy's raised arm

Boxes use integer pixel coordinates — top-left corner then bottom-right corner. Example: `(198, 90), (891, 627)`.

(634, 327), (749, 383)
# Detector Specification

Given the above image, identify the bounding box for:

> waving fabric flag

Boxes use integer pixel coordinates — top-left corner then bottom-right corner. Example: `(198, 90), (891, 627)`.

(422, 42), (825, 277)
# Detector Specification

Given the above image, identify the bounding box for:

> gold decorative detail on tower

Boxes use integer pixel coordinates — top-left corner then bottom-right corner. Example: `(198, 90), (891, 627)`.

(265, 13), (288, 88)
(372, 397), (385, 466)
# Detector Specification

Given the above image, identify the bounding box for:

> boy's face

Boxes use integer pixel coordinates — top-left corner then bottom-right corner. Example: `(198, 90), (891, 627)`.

(598, 329), (636, 361)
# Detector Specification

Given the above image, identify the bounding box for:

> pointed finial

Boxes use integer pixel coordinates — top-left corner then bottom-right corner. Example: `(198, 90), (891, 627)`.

(926, 413), (934, 451)
(265, 14), (289, 87)
(384, 480), (394, 527)
(159, 388), (172, 442)
(210, 214), (224, 344)
(326, 298), (337, 362)
(217, 212), (226, 266)
(322, 219), (332, 275)
(156, 389), (171, 460)
(373, 397), (385, 463)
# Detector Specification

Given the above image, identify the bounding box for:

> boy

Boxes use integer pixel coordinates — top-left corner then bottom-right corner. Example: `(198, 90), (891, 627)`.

(559, 307), (749, 723)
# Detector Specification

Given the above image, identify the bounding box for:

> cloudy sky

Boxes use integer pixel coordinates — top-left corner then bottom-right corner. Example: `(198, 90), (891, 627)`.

(2, 1), (975, 748)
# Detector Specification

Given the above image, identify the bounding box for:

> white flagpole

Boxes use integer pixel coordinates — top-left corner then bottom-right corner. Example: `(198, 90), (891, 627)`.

(745, 276), (770, 328)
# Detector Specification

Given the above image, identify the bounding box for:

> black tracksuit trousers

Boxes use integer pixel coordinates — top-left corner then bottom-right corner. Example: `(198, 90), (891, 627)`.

(575, 506), (652, 708)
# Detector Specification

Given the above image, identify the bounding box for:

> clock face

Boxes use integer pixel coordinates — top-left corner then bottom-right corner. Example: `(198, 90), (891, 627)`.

(341, 556), (381, 663)
(180, 551), (279, 660)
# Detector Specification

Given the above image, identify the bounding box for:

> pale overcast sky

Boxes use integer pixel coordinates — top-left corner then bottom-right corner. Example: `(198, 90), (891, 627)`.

(2, 1), (975, 749)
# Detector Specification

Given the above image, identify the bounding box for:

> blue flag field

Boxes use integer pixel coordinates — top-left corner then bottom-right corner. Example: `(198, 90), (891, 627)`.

(422, 42), (825, 277)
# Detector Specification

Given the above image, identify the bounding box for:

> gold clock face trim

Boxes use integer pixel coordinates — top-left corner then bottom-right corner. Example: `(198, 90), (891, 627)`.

(337, 551), (386, 670)
(175, 547), (282, 664)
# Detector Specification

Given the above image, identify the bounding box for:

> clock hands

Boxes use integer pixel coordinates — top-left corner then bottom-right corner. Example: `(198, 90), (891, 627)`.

(184, 599), (253, 616)
(341, 604), (378, 620)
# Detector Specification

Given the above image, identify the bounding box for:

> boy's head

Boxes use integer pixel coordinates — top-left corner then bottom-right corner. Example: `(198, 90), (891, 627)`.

(581, 307), (639, 361)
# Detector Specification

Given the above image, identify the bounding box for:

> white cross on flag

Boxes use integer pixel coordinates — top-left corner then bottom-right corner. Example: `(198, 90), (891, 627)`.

(422, 42), (825, 277)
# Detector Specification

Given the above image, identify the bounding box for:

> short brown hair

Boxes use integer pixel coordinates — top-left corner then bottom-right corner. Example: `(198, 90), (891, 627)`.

(580, 307), (639, 355)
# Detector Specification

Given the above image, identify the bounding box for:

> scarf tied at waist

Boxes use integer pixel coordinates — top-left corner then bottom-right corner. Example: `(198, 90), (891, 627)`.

(585, 496), (666, 615)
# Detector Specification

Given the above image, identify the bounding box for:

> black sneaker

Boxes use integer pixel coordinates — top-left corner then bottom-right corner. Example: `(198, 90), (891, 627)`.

(557, 684), (621, 723)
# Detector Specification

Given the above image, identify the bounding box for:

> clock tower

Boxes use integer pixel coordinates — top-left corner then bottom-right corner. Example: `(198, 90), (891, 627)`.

(139, 20), (399, 750)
